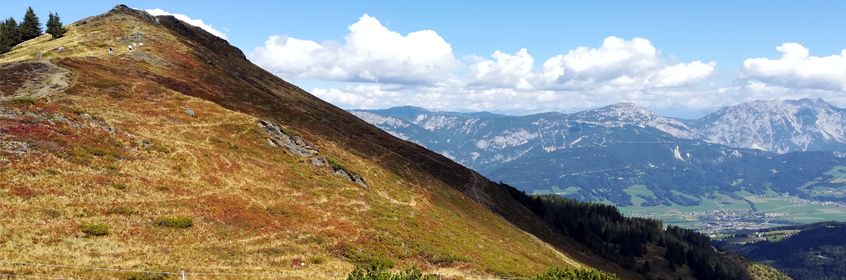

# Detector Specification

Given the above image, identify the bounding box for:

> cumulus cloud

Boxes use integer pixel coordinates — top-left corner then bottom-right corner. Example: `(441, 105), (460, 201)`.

(248, 15), (843, 114)
(313, 85), (407, 109)
(305, 36), (722, 113)
(741, 43), (846, 91)
(144, 9), (227, 40)
(465, 49), (535, 90)
(537, 36), (716, 90)
(250, 14), (461, 85)
(707, 81), (846, 109)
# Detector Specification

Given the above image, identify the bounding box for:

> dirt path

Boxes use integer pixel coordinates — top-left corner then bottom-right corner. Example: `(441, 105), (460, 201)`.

(1, 59), (70, 99)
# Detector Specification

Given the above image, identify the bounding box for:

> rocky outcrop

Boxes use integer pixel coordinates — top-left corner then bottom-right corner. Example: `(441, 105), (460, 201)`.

(127, 51), (171, 67)
(310, 157), (328, 166)
(179, 107), (194, 116)
(258, 120), (318, 157)
(258, 120), (368, 188)
(108, 5), (160, 26)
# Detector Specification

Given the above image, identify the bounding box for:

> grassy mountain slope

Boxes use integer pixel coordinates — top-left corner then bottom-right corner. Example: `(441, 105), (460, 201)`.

(0, 5), (638, 279)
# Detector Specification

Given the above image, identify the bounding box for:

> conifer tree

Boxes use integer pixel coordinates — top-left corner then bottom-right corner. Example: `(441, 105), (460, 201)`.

(0, 17), (20, 54)
(19, 7), (42, 41)
(46, 12), (68, 39)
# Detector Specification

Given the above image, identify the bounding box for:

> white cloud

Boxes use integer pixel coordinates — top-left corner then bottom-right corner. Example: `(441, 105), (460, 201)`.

(247, 15), (842, 114)
(741, 43), (846, 91)
(651, 61), (717, 88)
(144, 9), (227, 40)
(465, 49), (535, 90)
(312, 85), (407, 109)
(710, 81), (846, 109)
(538, 36), (716, 90)
(250, 14), (461, 85)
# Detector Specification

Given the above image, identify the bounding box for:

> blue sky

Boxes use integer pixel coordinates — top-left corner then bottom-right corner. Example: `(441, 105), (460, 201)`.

(3, 1), (845, 117)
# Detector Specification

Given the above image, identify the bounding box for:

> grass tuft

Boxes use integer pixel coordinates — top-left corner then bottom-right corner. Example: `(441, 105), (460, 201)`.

(155, 217), (193, 228)
(111, 206), (133, 215)
(81, 223), (109, 236)
(8, 98), (36, 105)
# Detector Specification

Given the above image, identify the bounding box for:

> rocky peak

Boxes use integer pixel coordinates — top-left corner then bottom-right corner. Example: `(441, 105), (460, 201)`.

(108, 4), (160, 25)
(573, 102), (697, 139)
(693, 99), (846, 153)
(595, 102), (656, 118)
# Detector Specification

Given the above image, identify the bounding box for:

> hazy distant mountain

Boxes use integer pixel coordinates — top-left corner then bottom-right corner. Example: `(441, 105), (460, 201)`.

(690, 98), (846, 153)
(649, 103), (717, 119)
(352, 99), (846, 162)
(350, 99), (846, 205)
(351, 102), (705, 174)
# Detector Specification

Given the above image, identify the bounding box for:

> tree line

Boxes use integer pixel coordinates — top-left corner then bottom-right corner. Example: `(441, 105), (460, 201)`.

(502, 182), (778, 280)
(717, 222), (846, 280)
(1, 6), (67, 54)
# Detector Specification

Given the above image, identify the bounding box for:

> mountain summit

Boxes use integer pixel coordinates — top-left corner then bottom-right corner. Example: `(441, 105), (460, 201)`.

(2, 5), (627, 278)
(0, 5), (791, 280)
(691, 98), (846, 153)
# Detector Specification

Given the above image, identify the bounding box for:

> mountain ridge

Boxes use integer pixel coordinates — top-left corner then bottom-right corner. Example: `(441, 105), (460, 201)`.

(1, 4), (648, 279)
(0, 5), (792, 280)
(351, 98), (846, 165)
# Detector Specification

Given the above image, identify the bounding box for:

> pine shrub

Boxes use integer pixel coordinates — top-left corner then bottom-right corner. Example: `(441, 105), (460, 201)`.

(81, 223), (109, 236)
(155, 216), (193, 228)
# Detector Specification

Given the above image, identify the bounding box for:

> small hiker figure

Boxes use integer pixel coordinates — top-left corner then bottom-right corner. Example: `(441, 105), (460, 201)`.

(109, 47), (113, 55)
(128, 44), (132, 51)
(139, 42), (143, 49)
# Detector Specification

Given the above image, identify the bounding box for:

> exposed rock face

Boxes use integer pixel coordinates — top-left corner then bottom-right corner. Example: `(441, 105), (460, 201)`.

(350, 173), (368, 189)
(332, 168), (369, 189)
(122, 32), (149, 45)
(257, 120), (367, 188)
(0, 138), (30, 154)
(179, 107), (194, 116)
(691, 98), (846, 153)
(257, 120), (318, 157)
(108, 5), (160, 26)
(310, 157), (327, 166)
(127, 51), (172, 67)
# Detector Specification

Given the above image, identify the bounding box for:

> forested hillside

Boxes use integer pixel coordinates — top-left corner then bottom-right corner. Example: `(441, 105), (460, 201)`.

(503, 183), (791, 280)
(716, 222), (846, 280)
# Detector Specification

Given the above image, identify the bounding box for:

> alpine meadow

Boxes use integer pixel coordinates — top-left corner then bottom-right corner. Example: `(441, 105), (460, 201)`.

(2, 2), (844, 280)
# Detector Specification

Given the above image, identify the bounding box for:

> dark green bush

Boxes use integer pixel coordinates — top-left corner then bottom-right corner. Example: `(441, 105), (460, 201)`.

(282, 127), (301, 137)
(327, 157), (358, 177)
(347, 265), (433, 280)
(111, 206), (133, 215)
(431, 254), (470, 264)
(8, 98), (35, 105)
(344, 245), (395, 270)
(81, 223), (109, 236)
(155, 216), (193, 228)
(532, 267), (618, 280)
(123, 272), (170, 280)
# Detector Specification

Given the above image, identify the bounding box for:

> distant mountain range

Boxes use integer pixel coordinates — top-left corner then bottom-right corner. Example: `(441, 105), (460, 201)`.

(350, 99), (846, 213)
(692, 99), (846, 153)
(350, 98), (846, 173)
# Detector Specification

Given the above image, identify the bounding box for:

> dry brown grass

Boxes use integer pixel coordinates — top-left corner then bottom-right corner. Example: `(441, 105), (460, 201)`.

(0, 6), (648, 280)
